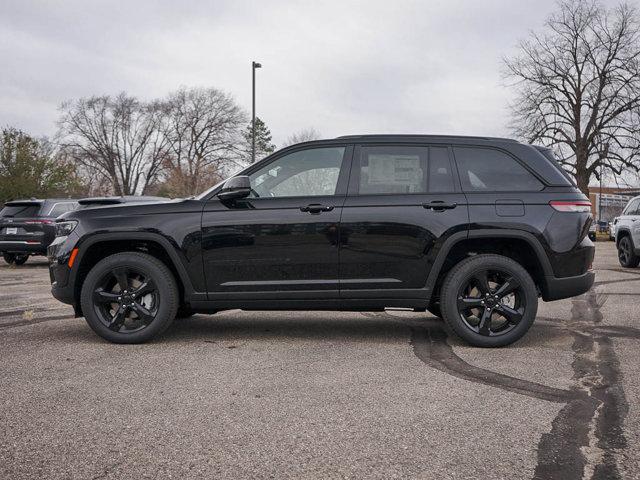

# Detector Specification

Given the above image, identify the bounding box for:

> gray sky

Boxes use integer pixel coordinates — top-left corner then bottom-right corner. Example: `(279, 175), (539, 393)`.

(0, 0), (619, 146)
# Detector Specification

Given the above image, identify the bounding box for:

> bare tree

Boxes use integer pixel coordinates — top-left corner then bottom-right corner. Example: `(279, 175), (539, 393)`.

(282, 127), (322, 147)
(159, 87), (245, 197)
(58, 93), (169, 195)
(504, 0), (640, 193)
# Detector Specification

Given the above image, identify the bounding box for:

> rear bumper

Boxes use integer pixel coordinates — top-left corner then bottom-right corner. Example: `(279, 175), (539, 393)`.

(0, 240), (46, 254)
(542, 270), (595, 301)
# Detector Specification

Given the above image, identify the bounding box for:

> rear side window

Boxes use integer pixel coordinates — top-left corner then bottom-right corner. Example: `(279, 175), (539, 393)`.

(0, 204), (41, 217)
(454, 147), (543, 192)
(355, 145), (455, 194)
(47, 202), (78, 217)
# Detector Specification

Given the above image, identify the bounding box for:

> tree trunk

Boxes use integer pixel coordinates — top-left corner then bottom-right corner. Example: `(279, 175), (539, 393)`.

(574, 151), (590, 196)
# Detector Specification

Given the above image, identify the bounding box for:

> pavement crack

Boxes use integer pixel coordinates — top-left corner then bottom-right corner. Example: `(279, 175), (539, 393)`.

(534, 288), (629, 480)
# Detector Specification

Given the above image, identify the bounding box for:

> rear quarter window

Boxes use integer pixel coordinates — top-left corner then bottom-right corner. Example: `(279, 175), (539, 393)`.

(454, 147), (543, 192)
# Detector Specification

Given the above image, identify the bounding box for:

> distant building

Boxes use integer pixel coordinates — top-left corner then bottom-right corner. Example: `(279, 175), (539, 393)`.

(587, 186), (640, 222)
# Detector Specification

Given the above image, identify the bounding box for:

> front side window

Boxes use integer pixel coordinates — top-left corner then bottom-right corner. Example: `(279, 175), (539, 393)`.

(249, 147), (345, 198)
(454, 147), (543, 192)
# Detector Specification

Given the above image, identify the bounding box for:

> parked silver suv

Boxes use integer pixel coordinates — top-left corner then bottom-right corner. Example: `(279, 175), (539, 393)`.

(616, 195), (640, 267)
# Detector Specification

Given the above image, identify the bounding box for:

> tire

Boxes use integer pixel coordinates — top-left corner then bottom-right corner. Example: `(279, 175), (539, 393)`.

(13, 255), (28, 265)
(427, 303), (442, 318)
(440, 254), (538, 348)
(618, 236), (640, 268)
(3, 253), (15, 265)
(80, 252), (179, 343)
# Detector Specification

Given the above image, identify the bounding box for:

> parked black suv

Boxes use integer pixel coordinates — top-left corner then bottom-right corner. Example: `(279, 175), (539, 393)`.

(1, 199), (78, 264)
(48, 135), (594, 347)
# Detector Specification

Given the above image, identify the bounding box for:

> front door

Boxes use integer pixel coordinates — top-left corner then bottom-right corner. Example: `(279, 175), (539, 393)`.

(201, 145), (351, 301)
(339, 144), (468, 300)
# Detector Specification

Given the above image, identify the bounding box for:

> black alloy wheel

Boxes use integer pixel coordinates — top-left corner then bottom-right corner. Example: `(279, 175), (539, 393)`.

(3, 253), (15, 264)
(81, 252), (178, 343)
(92, 267), (159, 333)
(456, 269), (524, 337)
(440, 254), (538, 347)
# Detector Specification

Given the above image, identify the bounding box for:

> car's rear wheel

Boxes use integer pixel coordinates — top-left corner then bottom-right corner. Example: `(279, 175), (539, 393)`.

(13, 255), (28, 265)
(440, 254), (538, 347)
(80, 252), (179, 343)
(618, 236), (640, 268)
(3, 253), (15, 265)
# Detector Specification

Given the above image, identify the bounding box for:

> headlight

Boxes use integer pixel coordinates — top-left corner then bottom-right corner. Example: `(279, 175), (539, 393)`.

(55, 220), (78, 237)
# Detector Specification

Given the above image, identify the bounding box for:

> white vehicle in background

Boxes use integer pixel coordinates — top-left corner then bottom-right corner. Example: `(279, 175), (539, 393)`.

(610, 218), (618, 241)
(615, 196), (640, 267)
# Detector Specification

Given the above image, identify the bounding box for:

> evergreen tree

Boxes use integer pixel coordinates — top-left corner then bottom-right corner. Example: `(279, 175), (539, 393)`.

(242, 117), (276, 163)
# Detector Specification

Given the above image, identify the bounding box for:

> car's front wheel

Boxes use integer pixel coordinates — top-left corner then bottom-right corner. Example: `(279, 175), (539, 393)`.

(440, 254), (538, 347)
(3, 253), (15, 264)
(618, 236), (640, 268)
(80, 252), (179, 343)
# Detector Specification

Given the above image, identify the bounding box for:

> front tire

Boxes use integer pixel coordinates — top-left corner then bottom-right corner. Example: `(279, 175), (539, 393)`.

(618, 236), (640, 268)
(440, 254), (538, 347)
(80, 252), (179, 343)
(3, 253), (15, 264)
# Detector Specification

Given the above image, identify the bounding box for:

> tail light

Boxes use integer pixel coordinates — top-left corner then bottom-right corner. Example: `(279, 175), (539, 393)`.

(549, 200), (592, 213)
(24, 219), (54, 225)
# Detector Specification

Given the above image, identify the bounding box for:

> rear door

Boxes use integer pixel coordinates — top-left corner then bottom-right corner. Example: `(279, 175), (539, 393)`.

(338, 144), (468, 300)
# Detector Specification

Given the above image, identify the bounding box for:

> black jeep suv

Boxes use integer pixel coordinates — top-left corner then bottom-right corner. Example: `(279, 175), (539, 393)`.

(48, 135), (594, 347)
(1, 199), (78, 265)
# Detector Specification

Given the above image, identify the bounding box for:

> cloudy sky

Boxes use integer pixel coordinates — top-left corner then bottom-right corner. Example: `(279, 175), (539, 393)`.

(0, 0), (620, 146)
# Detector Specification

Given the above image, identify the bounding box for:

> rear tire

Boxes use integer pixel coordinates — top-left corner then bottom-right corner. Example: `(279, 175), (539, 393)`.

(80, 252), (179, 343)
(440, 254), (538, 348)
(618, 236), (640, 268)
(3, 253), (15, 265)
(13, 255), (28, 265)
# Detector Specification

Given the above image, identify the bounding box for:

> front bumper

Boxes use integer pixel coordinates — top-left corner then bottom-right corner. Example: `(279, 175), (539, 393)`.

(542, 270), (595, 301)
(47, 232), (80, 309)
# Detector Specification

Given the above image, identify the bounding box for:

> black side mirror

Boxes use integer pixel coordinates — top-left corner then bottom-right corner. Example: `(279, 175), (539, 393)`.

(217, 176), (251, 201)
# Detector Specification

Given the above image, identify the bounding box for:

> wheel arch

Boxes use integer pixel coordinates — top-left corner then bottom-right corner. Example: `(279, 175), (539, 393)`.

(72, 232), (196, 314)
(616, 227), (632, 247)
(425, 229), (553, 304)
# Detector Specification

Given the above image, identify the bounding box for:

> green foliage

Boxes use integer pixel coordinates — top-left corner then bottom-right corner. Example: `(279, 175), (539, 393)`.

(0, 127), (86, 204)
(242, 117), (276, 163)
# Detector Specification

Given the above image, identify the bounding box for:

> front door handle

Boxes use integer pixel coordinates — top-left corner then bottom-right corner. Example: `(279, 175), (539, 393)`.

(300, 204), (334, 214)
(422, 201), (457, 211)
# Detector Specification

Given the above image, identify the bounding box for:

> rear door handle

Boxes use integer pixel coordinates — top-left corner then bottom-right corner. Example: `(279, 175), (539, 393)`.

(300, 204), (334, 214)
(422, 201), (457, 211)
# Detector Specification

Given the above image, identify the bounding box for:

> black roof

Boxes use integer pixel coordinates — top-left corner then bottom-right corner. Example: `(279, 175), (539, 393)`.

(334, 134), (519, 143)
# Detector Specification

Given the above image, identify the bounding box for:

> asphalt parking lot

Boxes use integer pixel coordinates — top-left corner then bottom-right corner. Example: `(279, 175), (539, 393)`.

(1, 242), (639, 480)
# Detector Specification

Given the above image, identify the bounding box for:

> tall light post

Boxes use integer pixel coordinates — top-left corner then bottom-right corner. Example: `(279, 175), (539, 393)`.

(251, 61), (262, 163)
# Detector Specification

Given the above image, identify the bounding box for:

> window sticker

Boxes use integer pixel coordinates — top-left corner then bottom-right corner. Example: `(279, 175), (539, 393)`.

(367, 155), (423, 185)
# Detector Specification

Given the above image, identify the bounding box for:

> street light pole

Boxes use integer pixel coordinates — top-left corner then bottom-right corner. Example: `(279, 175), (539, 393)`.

(251, 61), (262, 164)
